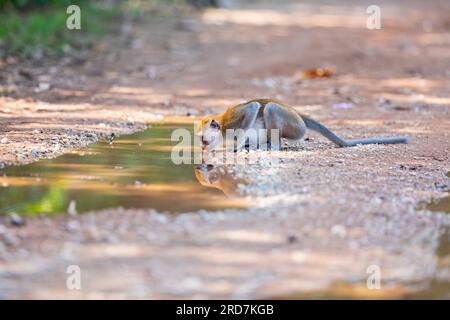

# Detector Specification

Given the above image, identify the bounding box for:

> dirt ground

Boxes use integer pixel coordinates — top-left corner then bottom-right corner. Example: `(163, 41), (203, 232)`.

(0, 0), (450, 299)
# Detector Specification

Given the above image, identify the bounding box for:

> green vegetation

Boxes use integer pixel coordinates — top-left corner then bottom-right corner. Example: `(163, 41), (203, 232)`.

(0, 0), (219, 59)
(0, 1), (120, 59)
(0, 0), (73, 10)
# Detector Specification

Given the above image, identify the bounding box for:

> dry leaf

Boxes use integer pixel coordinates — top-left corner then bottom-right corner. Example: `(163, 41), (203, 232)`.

(299, 67), (335, 80)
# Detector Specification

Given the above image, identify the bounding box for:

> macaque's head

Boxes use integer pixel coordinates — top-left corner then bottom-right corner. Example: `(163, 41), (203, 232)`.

(196, 115), (222, 150)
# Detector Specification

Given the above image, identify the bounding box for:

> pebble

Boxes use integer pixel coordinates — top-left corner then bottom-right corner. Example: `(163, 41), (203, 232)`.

(9, 213), (26, 227)
(333, 102), (353, 110)
(2, 233), (18, 246)
(331, 225), (347, 238)
(65, 220), (80, 233)
(34, 82), (51, 93)
(0, 137), (8, 144)
(150, 211), (168, 224)
(287, 232), (298, 243)
(434, 183), (448, 191)
(67, 200), (78, 216)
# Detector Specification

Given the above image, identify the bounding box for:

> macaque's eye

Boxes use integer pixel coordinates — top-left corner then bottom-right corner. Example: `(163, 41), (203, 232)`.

(210, 120), (220, 130)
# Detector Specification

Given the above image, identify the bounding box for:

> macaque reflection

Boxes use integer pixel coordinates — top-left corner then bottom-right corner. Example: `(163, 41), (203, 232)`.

(194, 164), (245, 197)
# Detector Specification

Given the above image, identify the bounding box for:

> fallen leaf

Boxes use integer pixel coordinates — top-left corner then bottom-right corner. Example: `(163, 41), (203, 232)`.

(299, 67), (335, 80)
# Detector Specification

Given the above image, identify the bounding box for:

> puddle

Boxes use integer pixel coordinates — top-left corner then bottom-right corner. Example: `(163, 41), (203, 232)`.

(0, 123), (249, 216)
(425, 193), (450, 214)
(418, 172), (450, 214)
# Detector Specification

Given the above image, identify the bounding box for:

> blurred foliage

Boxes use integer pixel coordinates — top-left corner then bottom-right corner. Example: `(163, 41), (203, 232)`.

(0, 0), (75, 11)
(0, 1), (120, 59)
(0, 0), (216, 11)
(0, 0), (219, 59)
(0, 0), (218, 14)
(187, 0), (219, 8)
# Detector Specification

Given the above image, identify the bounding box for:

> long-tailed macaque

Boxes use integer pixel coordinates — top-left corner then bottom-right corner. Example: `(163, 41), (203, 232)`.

(197, 98), (409, 151)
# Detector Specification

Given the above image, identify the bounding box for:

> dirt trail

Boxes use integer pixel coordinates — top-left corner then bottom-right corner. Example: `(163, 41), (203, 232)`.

(1, 0), (450, 298)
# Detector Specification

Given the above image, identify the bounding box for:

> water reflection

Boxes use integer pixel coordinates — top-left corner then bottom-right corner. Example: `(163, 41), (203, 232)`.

(194, 164), (247, 197)
(425, 193), (450, 214)
(417, 172), (450, 214)
(0, 123), (249, 216)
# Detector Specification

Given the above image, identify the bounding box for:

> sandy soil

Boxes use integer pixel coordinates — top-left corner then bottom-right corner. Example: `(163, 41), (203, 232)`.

(0, 0), (449, 299)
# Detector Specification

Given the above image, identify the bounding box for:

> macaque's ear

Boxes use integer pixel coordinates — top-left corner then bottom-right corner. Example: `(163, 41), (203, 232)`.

(210, 119), (220, 129)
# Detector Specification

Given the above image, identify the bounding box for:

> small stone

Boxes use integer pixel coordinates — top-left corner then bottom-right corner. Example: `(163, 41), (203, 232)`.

(34, 82), (51, 93)
(9, 213), (25, 227)
(109, 133), (115, 144)
(333, 102), (353, 110)
(287, 233), (298, 243)
(0, 137), (8, 144)
(67, 200), (77, 216)
(2, 233), (18, 246)
(65, 220), (80, 233)
(434, 183), (448, 191)
(331, 224), (347, 238)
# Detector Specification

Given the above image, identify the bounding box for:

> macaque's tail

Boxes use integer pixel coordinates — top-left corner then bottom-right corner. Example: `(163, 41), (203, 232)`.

(303, 116), (409, 147)
(343, 136), (409, 147)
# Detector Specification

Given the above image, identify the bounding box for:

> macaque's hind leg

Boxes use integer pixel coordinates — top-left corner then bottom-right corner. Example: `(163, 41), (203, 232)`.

(226, 101), (260, 130)
(264, 102), (306, 147)
(240, 101), (261, 129)
(231, 101), (260, 151)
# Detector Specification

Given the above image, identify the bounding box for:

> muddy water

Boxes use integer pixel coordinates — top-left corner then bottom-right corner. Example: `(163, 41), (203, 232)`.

(426, 194), (450, 214)
(0, 123), (248, 216)
(421, 172), (450, 214)
(418, 172), (450, 214)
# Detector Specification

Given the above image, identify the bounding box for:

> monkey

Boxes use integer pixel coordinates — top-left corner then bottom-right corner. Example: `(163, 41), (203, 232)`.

(196, 98), (409, 151)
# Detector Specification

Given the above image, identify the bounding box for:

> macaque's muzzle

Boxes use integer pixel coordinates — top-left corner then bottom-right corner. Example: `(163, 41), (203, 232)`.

(201, 137), (210, 146)
(201, 134), (219, 148)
